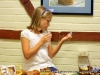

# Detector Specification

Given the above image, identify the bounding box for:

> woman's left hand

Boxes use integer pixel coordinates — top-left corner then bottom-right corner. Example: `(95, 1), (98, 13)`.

(61, 33), (72, 42)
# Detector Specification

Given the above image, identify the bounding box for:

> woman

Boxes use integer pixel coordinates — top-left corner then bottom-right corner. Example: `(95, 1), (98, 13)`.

(20, 6), (72, 72)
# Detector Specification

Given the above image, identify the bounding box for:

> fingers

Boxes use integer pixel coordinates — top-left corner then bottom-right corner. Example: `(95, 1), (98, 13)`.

(45, 34), (52, 41)
(67, 33), (72, 38)
(42, 33), (52, 43)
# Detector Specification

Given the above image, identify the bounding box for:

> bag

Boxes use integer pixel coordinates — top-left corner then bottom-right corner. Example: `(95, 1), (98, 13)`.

(0, 65), (22, 75)
(78, 56), (92, 75)
(0, 65), (16, 75)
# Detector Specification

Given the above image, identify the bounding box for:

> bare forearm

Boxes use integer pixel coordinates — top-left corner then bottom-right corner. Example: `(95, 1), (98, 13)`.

(25, 41), (43, 59)
(50, 40), (64, 58)
(49, 34), (72, 58)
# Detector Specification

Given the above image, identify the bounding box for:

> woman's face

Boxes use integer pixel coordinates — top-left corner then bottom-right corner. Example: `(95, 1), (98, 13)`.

(40, 16), (52, 31)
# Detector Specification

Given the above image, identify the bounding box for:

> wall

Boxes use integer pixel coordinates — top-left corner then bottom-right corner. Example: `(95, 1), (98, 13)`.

(0, 0), (100, 71)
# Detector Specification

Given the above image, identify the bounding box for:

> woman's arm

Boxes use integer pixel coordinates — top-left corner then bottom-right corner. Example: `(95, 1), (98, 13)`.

(21, 37), (43, 60)
(48, 33), (72, 58)
(21, 33), (52, 60)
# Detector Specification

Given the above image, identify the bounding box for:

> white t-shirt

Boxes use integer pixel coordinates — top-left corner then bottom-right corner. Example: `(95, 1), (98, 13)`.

(20, 29), (55, 71)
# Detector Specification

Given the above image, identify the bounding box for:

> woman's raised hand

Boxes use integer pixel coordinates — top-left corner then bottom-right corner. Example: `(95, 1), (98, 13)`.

(40, 33), (52, 44)
(61, 33), (72, 42)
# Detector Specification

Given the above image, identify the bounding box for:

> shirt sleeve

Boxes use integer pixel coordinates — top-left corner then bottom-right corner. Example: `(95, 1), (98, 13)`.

(20, 30), (29, 40)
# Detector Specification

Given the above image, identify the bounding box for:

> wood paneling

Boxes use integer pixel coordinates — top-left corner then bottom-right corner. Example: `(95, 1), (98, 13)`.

(20, 0), (35, 18)
(0, 29), (59, 41)
(51, 32), (59, 42)
(60, 32), (100, 41)
(0, 29), (21, 40)
(0, 29), (100, 41)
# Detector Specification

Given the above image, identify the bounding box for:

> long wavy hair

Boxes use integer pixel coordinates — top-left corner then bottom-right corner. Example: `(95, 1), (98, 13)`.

(27, 6), (53, 32)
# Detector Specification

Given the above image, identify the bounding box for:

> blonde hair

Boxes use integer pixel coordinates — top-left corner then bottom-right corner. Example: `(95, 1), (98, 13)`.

(27, 6), (53, 31)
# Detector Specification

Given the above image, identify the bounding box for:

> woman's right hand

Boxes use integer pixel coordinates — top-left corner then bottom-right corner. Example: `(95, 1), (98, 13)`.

(40, 33), (52, 44)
